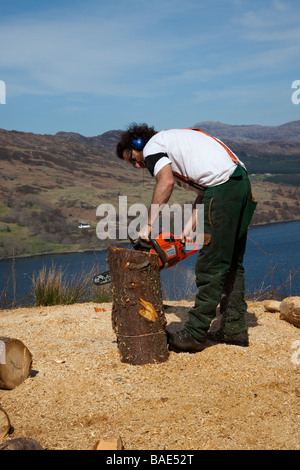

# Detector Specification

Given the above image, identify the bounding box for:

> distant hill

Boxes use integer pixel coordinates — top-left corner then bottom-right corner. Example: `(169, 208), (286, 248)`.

(0, 123), (299, 257)
(193, 120), (300, 143)
(55, 130), (122, 152)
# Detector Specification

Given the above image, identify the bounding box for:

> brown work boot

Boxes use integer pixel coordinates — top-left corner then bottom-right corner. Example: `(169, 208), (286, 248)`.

(207, 329), (249, 347)
(167, 329), (210, 353)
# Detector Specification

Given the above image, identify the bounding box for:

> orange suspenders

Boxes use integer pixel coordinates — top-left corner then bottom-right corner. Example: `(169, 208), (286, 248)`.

(172, 128), (240, 190)
(190, 128), (240, 164)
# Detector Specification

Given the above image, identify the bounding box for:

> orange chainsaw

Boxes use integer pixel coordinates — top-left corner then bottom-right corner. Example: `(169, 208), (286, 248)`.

(93, 232), (198, 285)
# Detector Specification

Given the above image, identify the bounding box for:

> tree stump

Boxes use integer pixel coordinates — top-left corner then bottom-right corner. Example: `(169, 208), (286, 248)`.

(107, 246), (169, 365)
(0, 338), (32, 390)
(0, 407), (11, 441)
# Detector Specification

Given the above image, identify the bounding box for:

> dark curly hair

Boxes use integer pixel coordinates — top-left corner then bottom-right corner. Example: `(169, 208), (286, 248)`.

(116, 122), (157, 159)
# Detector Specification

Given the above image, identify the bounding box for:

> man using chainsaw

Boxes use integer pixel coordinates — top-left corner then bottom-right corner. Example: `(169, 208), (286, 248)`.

(116, 123), (257, 353)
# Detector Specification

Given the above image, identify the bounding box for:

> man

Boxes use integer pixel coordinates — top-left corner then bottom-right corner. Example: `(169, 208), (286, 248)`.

(116, 123), (257, 353)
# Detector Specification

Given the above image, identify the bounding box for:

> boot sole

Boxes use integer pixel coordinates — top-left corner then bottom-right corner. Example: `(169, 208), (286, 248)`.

(207, 332), (249, 347)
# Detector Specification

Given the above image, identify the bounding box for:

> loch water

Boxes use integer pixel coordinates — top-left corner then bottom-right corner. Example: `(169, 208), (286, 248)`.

(0, 220), (299, 308)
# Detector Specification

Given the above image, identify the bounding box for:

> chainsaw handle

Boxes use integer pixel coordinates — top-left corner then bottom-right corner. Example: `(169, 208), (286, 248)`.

(129, 236), (152, 251)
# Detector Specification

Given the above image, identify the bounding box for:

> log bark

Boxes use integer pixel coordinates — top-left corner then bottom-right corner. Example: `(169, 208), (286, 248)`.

(0, 407), (10, 441)
(0, 438), (44, 450)
(0, 338), (32, 390)
(108, 246), (169, 365)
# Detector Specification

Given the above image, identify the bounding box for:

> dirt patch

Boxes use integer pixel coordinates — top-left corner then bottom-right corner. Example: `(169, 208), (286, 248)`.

(0, 300), (299, 450)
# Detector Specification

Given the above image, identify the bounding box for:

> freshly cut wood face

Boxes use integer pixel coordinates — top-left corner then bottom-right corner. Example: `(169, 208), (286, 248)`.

(0, 338), (32, 390)
(139, 298), (158, 322)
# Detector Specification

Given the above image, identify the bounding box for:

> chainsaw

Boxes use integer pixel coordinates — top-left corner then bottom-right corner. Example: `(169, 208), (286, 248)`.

(92, 232), (198, 286)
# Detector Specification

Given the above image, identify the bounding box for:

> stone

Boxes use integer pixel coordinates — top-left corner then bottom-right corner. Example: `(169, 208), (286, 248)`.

(264, 300), (281, 313)
(280, 296), (300, 328)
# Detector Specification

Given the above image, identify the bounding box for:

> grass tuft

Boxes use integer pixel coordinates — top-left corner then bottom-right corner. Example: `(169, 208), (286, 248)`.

(31, 263), (112, 306)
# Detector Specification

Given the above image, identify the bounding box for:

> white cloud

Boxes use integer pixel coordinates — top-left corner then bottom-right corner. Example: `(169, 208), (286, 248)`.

(1, 0), (299, 102)
(0, 6), (192, 98)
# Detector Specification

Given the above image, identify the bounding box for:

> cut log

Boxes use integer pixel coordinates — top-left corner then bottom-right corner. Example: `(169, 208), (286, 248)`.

(0, 438), (44, 450)
(0, 338), (32, 390)
(93, 437), (123, 450)
(0, 407), (10, 441)
(107, 246), (169, 365)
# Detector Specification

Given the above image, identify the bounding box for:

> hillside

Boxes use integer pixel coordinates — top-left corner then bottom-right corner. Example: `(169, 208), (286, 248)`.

(0, 128), (155, 257)
(0, 124), (299, 258)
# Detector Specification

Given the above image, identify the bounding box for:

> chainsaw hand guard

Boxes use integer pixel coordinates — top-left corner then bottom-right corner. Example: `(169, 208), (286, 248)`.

(130, 237), (152, 251)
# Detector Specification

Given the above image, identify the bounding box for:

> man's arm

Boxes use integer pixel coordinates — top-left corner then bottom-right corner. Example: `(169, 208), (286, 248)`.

(181, 194), (203, 243)
(139, 164), (174, 240)
(150, 163), (174, 205)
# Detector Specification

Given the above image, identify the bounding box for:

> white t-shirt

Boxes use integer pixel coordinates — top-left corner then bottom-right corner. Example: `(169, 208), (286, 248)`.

(143, 128), (246, 190)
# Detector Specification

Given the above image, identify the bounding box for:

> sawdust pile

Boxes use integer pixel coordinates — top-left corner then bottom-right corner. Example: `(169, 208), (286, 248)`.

(0, 300), (299, 450)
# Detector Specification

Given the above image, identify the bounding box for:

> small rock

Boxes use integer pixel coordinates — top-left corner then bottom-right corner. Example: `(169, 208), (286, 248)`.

(264, 300), (281, 313)
(0, 437), (44, 450)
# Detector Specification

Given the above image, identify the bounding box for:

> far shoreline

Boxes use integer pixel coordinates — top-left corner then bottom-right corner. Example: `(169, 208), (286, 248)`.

(1, 218), (300, 263)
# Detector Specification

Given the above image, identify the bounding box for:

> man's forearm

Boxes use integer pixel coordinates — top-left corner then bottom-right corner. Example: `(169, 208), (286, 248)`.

(139, 165), (174, 240)
(181, 194), (203, 241)
(151, 180), (173, 205)
(148, 178), (174, 224)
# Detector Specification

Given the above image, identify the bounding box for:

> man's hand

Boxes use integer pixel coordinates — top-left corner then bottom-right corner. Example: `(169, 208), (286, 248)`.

(138, 223), (152, 242)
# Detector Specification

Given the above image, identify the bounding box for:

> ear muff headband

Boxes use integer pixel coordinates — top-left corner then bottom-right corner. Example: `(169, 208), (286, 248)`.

(131, 137), (145, 151)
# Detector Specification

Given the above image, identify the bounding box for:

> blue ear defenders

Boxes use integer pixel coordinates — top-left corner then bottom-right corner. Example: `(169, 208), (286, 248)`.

(131, 137), (145, 151)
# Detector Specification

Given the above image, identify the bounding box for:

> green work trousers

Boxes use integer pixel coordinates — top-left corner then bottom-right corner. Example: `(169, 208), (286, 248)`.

(184, 166), (257, 341)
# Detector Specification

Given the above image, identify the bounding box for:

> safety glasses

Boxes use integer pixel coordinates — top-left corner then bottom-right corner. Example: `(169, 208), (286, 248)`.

(129, 149), (137, 166)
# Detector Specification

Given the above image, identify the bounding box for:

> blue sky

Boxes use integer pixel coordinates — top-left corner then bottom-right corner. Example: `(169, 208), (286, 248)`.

(0, 0), (300, 136)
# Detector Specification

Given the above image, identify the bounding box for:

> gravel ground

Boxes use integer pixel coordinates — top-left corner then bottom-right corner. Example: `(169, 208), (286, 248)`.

(0, 300), (299, 450)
